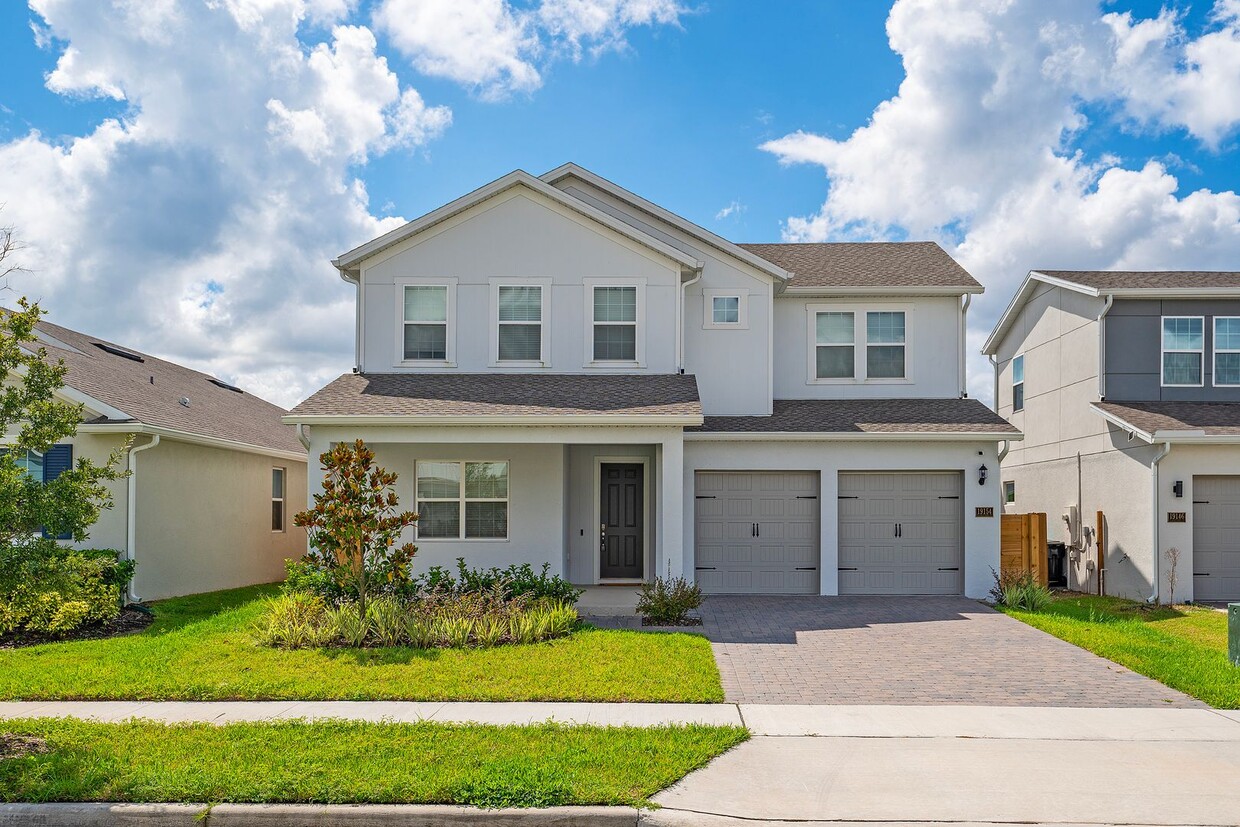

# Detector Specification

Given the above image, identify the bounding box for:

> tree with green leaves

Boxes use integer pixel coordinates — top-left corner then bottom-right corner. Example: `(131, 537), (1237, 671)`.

(294, 439), (418, 616)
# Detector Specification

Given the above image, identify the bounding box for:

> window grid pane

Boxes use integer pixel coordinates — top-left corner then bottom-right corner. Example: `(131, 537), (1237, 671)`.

(593, 324), (636, 360)
(867, 345), (906, 378)
(418, 501), (461, 538)
(816, 312), (854, 345)
(498, 324), (541, 361)
(498, 286), (541, 322)
(465, 462), (509, 499)
(816, 345), (854, 379)
(593, 286), (636, 322)
(417, 462), (461, 498)
(271, 501), (284, 532)
(712, 296), (740, 324)
(1216, 353), (1240, 386)
(1217, 318), (1240, 351)
(465, 502), (507, 539)
(1162, 317), (1202, 350)
(404, 324), (447, 360)
(866, 311), (906, 344)
(1013, 383), (1025, 411)
(272, 468), (285, 499)
(1163, 352), (1203, 385)
(1013, 355), (1024, 384)
(404, 286), (447, 322)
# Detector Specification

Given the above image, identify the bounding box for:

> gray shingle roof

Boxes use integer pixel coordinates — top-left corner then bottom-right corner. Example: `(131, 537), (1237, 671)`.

(1039, 270), (1240, 291)
(24, 317), (305, 455)
(689, 398), (1019, 435)
(739, 242), (981, 290)
(1094, 401), (1240, 437)
(289, 372), (703, 419)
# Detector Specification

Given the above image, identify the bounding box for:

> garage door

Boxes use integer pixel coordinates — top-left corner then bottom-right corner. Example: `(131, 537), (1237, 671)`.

(694, 471), (820, 594)
(1193, 476), (1240, 601)
(838, 472), (963, 595)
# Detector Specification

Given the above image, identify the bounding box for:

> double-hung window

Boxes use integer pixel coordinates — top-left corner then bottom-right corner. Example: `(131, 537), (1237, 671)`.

(400, 282), (453, 362)
(1215, 317), (1240, 386)
(497, 285), (543, 362)
(416, 461), (509, 540)
(1012, 355), (1025, 412)
(811, 306), (908, 382)
(592, 285), (637, 362)
(814, 312), (855, 379)
(1162, 316), (1204, 386)
(271, 468), (285, 532)
(866, 311), (906, 379)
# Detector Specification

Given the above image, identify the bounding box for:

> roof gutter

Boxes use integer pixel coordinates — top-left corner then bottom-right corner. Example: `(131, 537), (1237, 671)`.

(1096, 294), (1114, 399)
(782, 285), (984, 297)
(281, 414), (705, 427)
(684, 430), (1024, 442)
(77, 422), (307, 462)
(1149, 440), (1172, 604)
(125, 434), (160, 603)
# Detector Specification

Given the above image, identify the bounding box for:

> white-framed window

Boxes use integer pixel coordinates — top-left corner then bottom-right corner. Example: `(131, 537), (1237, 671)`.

(1012, 354), (1025, 412)
(1215, 317), (1240, 386)
(702, 288), (750, 330)
(1161, 316), (1204, 387)
(15, 449), (44, 481)
(416, 460), (509, 540)
(807, 304), (911, 383)
(490, 279), (551, 366)
(271, 467), (285, 533)
(584, 278), (645, 365)
(395, 278), (456, 365)
(1003, 480), (1016, 504)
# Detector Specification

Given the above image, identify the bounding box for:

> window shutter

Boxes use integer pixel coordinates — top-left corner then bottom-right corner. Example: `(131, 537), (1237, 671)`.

(42, 443), (74, 540)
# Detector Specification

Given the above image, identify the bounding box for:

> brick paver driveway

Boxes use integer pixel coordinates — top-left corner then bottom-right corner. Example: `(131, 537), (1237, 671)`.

(699, 596), (1201, 707)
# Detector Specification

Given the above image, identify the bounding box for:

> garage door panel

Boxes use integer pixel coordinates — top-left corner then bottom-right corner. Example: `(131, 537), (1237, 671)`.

(1193, 475), (1240, 601)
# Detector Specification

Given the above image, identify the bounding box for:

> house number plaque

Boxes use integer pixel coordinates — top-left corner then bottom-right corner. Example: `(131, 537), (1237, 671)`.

(975, 506), (995, 518)
(1167, 512), (1187, 523)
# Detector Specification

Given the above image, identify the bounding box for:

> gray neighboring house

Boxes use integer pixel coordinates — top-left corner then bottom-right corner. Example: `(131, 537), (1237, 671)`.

(286, 163), (1018, 599)
(983, 270), (1240, 603)
(5, 318), (308, 600)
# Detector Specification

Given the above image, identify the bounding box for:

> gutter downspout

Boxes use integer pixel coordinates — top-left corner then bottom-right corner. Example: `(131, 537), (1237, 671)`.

(676, 268), (703, 373)
(1148, 440), (1172, 604)
(296, 423), (311, 451)
(1097, 294), (1114, 399)
(125, 434), (161, 604)
(988, 354), (999, 412)
(959, 293), (972, 397)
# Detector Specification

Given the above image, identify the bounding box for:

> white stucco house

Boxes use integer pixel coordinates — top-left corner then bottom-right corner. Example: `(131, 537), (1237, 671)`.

(286, 164), (1019, 599)
(7, 318), (308, 600)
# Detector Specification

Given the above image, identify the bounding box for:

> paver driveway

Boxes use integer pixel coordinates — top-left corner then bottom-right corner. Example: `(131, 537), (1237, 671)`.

(698, 595), (1201, 706)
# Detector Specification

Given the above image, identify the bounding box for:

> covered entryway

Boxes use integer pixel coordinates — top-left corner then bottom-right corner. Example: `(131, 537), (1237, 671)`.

(600, 462), (644, 579)
(693, 471), (820, 594)
(837, 471), (964, 595)
(1193, 475), (1240, 601)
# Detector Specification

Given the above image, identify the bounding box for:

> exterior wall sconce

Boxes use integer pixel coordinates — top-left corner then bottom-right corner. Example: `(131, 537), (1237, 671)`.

(1173, 480), (1183, 498)
(978, 464), (988, 486)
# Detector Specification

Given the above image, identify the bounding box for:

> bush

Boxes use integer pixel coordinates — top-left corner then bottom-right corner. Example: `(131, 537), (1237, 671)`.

(991, 569), (1052, 612)
(0, 540), (130, 636)
(636, 576), (704, 625)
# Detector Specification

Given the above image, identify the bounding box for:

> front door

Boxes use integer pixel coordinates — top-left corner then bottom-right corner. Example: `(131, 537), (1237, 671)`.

(600, 463), (644, 579)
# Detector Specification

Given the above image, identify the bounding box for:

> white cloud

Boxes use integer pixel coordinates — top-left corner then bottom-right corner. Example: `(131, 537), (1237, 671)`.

(761, 0), (1240, 403)
(715, 199), (745, 220)
(375, 0), (687, 99)
(2, 0), (450, 408)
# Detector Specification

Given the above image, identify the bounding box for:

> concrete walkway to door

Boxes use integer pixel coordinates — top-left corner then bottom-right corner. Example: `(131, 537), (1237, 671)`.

(696, 595), (1202, 707)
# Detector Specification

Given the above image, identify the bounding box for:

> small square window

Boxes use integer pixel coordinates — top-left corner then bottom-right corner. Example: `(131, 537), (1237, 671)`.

(712, 296), (740, 324)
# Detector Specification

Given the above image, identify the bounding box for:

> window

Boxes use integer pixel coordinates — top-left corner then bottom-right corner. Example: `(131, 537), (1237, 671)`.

(1162, 316), (1204, 386)
(866, 311), (906, 379)
(1012, 354), (1025, 412)
(416, 461), (509, 540)
(815, 311), (855, 379)
(497, 285), (543, 361)
(1004, 481), (1016, 504)
(592, 285), (637, 361)
(1216, 317), (1240, 386)
(401, 283), (451, 362)
(713, 296), (739, 324)
(702, 289), (749, 330)
(16, 449), (44, 481)
(271, 468), (285, 532)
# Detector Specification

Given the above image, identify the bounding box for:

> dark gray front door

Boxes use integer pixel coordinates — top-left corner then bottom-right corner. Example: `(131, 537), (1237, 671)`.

(601, 463), (644, 579)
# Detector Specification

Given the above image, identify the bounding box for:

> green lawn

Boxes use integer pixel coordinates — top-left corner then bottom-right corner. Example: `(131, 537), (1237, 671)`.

(1000, 594), (1239, 708)
(0, 719), (747, 806)
(0, 586), (723, 702)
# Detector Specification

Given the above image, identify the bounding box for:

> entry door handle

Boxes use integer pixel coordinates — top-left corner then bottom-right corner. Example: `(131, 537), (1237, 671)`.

(600, 523), (607, 554)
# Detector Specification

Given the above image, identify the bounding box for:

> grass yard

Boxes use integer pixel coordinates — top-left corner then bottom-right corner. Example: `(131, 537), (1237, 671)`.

(1000, 594), (1239, 708)
(0, 719), (747, 806)
(0, 586), (723, 703)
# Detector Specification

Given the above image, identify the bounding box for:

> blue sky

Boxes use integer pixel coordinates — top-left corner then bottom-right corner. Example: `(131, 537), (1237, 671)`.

(2, 0), (1239, 404)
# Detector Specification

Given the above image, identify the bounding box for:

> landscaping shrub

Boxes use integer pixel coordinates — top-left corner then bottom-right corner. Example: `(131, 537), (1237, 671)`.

(636, 576), (704, 626)
(0, 541), (131, 636)
(418, 559), (583, 605)
(990, 569), (1051, 612)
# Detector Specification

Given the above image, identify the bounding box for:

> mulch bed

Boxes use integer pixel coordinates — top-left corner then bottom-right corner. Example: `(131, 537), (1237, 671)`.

(0, 606), (153, 649)
(0, 735), (51, 760)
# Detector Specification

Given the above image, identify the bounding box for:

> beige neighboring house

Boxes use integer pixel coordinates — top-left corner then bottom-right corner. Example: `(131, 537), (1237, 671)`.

(8, 318), (308, 601)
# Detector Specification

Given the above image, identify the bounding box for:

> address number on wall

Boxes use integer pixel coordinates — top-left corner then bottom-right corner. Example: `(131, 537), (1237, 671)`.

(1167, 512), (1187, 523)
(975, 506), (995, 518)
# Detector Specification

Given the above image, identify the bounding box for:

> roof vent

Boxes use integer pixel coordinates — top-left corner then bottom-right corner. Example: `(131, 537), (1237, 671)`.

(93, 342), (145, 362)
(208, 378), (243, 393)
(179, 397), (191, 408)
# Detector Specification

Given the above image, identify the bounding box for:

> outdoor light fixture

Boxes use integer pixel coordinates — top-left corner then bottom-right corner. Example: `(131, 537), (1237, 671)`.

(978, 464), (988, 486)
(1173, 480), (1183, 498)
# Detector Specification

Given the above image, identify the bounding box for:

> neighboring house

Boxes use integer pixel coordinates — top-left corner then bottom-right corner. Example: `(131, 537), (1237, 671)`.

(983, 270), (1240, 603)
(6, 318), (308, 600)
(287, 164), (1017, 599)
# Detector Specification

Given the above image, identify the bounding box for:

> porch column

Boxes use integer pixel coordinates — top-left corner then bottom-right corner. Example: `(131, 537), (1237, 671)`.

(659, 434), (685, 580)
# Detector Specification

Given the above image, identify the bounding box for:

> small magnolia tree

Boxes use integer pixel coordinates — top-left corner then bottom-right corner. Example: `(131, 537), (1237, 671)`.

(294, 439), (418, 616)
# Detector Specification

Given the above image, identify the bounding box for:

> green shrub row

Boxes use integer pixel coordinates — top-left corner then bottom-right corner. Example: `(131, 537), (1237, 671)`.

(0, 540), (133, 635)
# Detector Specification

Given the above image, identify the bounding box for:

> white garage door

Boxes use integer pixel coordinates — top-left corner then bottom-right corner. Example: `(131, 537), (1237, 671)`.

(694, 471), (820, 594)
(1193, 476), (1240, 602)
(838, 472), (964, 595)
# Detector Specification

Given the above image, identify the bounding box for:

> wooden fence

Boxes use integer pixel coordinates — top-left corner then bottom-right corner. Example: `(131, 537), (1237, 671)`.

(1000, 512), (1048, 587)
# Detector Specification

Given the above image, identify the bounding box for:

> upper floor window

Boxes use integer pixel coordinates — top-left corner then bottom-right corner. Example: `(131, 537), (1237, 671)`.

(810, 305), (909, 383)
(498, 285), (542, 362)
(271, 467), (285, 533)
(400, 281), (454, 363)
(1012, 355), (1025, 412)
(592, 285), (638, 362)
(1215, 317), (1240, 386)
(866, 311), (906, 379)
(815, 311), (855, 379)
(703, 289), (749, 330)
(15, 449), (44, 481)
(416, 460), (509, 540)
(1162, 316), (1204, 387)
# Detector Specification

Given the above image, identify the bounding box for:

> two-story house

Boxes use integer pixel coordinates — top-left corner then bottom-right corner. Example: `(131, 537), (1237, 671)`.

(286, 164), (1018, 599)
(983, 270), (1240, 603)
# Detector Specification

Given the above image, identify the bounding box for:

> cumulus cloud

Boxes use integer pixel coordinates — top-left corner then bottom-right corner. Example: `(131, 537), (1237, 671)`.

(761, 0), (1240, 402)
(375, 0), (687, 99)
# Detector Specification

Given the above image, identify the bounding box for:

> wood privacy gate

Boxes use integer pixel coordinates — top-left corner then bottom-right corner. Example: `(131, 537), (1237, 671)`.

(1000, 512), (1048, 586)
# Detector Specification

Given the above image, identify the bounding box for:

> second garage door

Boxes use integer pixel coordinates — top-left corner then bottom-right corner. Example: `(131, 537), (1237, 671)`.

(694, 471), (820, 594)
(838, 472), (964, 595)
(1193, 475), (1240, 602)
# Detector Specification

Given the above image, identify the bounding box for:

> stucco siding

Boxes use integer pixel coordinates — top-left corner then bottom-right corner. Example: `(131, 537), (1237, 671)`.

(565, 444), (658, 584)
(57, 432), (131, 552)
(132, 439), (307, 600)
(1155, 444), (1240, 602)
